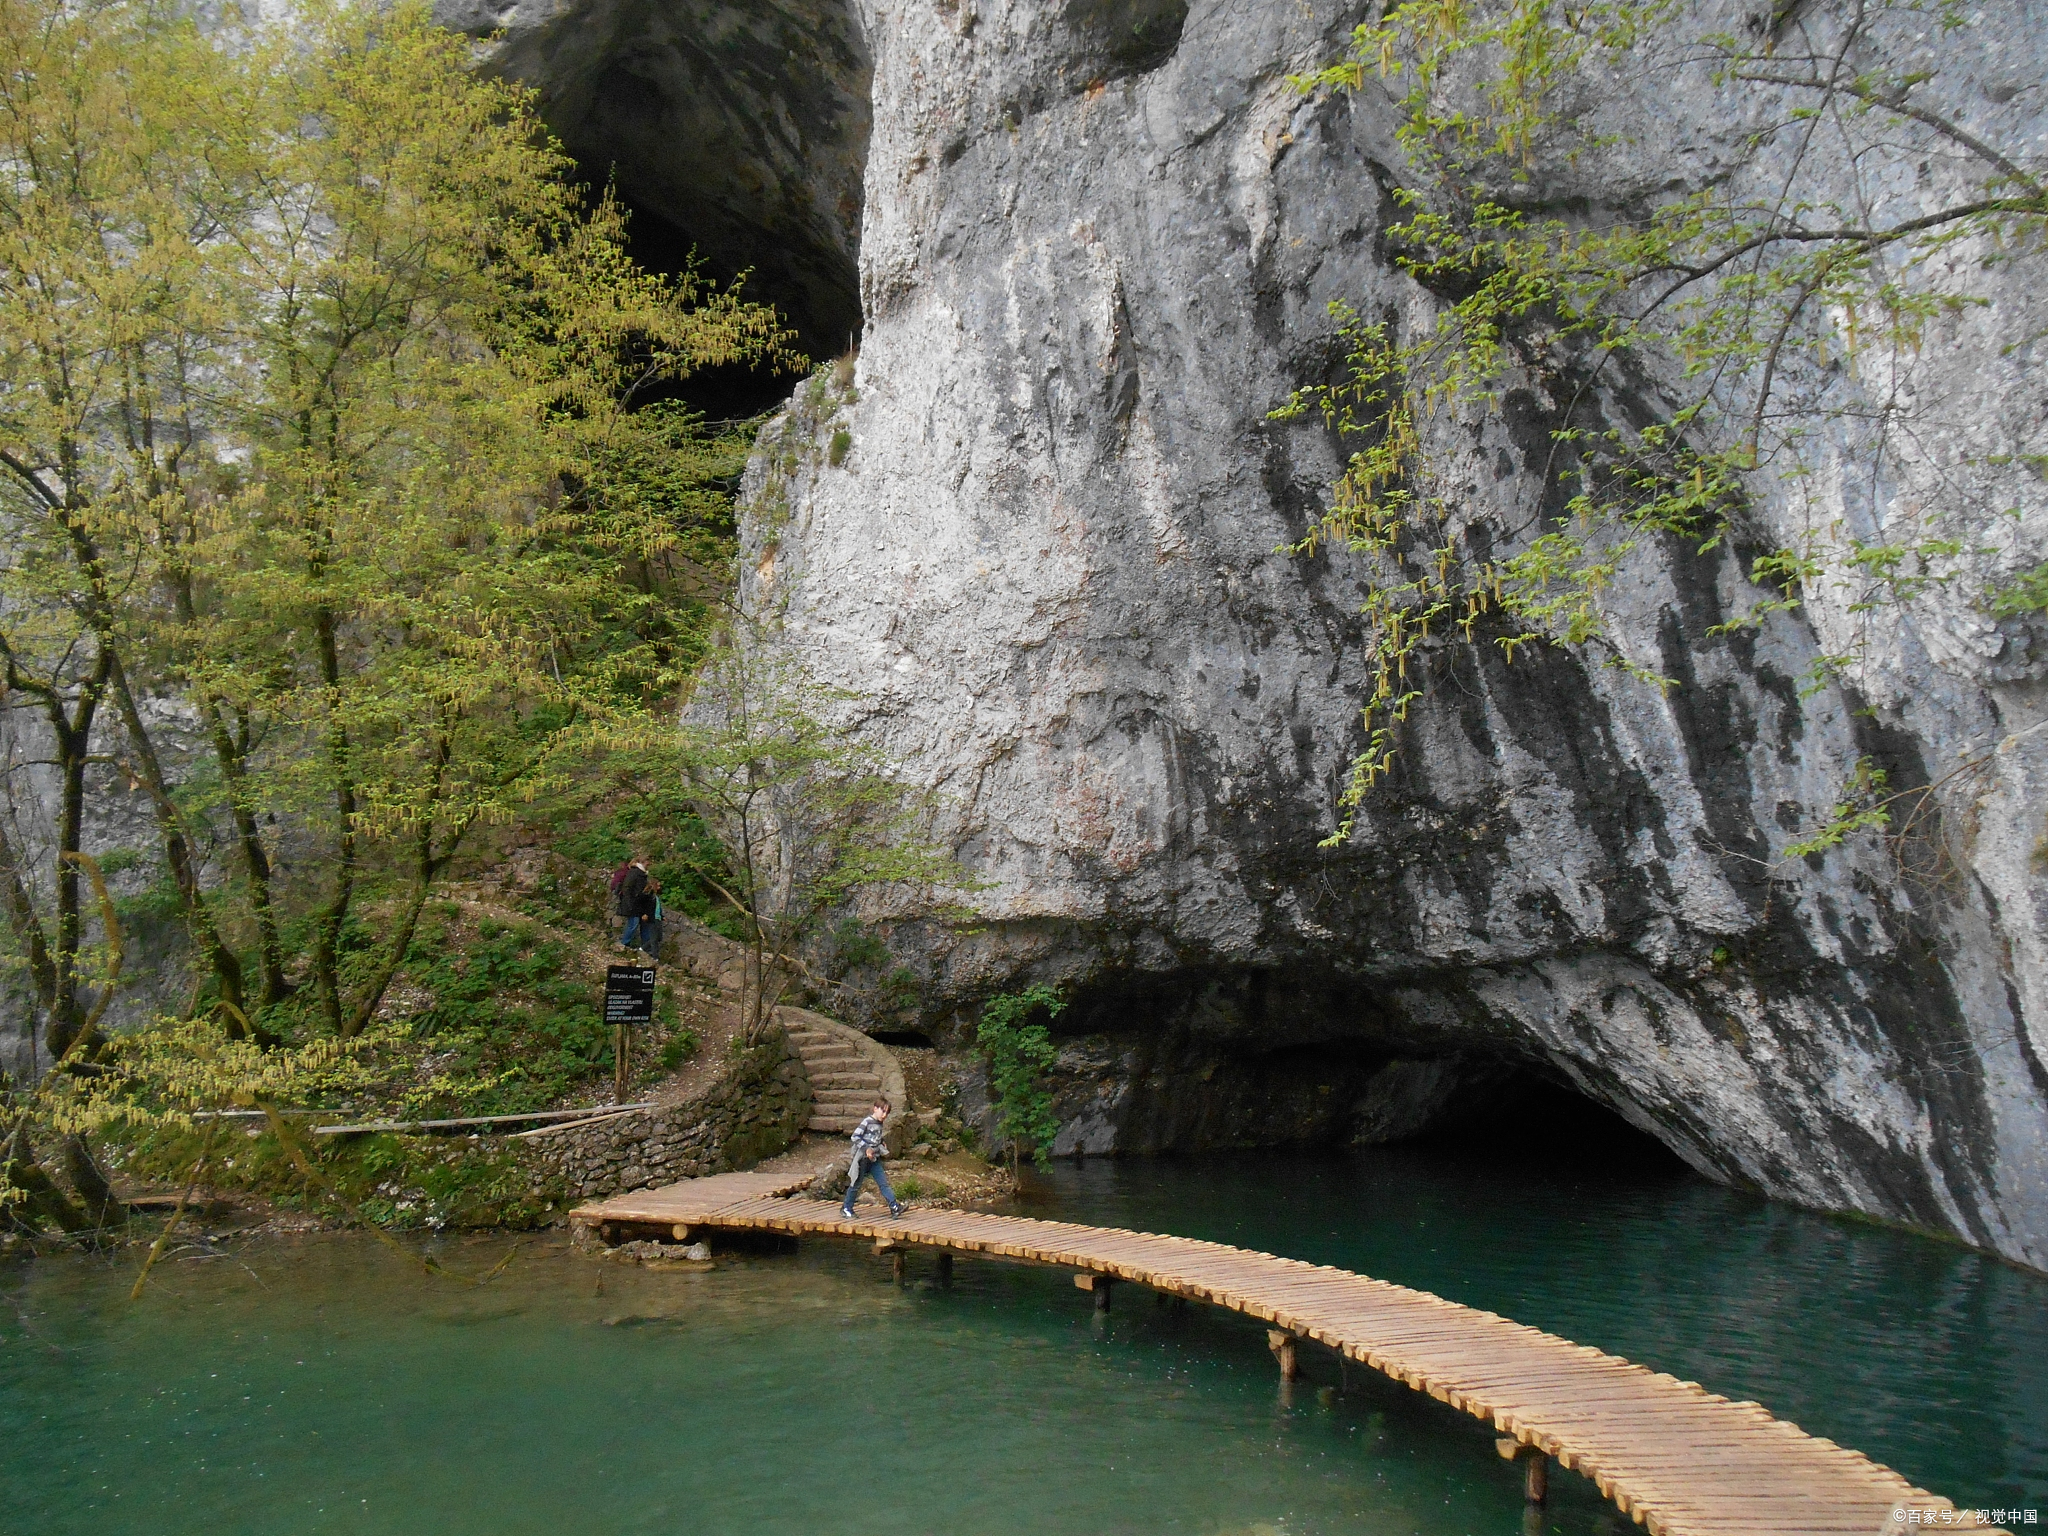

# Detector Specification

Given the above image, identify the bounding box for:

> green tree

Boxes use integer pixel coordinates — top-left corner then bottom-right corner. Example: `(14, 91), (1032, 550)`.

(0, 0), (794, 1234)
(975, 985), (1065, 1181)
(0, 0), (249, 1050)
(675, 629), (968, 1044)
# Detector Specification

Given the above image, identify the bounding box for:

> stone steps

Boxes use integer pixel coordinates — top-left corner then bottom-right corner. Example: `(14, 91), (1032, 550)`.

(786, 1033), (855, 1053)
(789, 1038), (860, 1058)
(808, 1070), (882, 1091)
(797, 1049), (872, 1067)
(780, 1007), (907, 1145)
(813, 1090), (885, 1111)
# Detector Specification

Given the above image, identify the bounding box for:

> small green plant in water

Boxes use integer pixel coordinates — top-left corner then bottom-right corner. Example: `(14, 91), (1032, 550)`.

(975, 985), (1065, 1179)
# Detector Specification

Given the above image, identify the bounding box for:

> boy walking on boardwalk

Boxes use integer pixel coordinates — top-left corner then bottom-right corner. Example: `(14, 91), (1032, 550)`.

(840, 1099), (905, 1220)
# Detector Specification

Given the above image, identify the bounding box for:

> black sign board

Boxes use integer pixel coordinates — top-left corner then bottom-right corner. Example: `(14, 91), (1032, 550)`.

(604, 964), (657, 1026)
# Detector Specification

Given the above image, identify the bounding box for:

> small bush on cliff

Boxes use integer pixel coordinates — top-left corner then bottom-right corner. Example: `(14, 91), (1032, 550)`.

(677, 633), (975, 1044)
(976, 986), (1065, 1180)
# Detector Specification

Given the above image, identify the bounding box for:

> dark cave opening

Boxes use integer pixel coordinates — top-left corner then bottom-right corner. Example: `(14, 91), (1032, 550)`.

(1099, 1039), (1692, 1176)
(870, 1029), (937, 1049)
(612, 194), (824, 423)
(482, 0), (872, 421)
(1401, 1068), (1692, 1174)
(1041, 968), (1697, 1178)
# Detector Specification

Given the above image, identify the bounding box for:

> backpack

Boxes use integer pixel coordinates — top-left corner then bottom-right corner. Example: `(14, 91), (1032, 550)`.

(608, 860), (632, 894)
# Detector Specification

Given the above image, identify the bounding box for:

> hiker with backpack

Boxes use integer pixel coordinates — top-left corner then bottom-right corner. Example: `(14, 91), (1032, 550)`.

(612, 855), (649, 951)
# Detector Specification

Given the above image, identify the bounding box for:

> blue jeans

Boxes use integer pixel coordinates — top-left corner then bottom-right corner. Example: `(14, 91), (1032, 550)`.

(620, 914), (640, 947)
(842, 1156), (899, 1214)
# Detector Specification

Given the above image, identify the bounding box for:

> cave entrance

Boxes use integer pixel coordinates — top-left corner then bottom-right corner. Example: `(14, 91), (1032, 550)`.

(1082, 1037), (1692, 1177)
(870, 1029), (937, 1049)
(471, 0), (873, 411)
(1043, 970), (1698, 1179)
(612, 195), (819, 421)
(1398, 1066), (1692, 1175)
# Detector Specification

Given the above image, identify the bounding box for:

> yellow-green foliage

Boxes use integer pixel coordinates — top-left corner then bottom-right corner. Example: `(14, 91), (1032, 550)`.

(0, 0), (788, 1234)
(1282, 0), (2046, 843)
(115, 1120), (566, 1232)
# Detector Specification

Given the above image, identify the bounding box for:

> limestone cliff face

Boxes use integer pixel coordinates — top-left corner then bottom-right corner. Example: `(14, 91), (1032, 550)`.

(479, 0), (2048, 1268)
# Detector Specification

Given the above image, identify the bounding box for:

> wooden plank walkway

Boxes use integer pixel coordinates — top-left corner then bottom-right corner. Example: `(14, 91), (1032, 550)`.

(574, 1171), (2005, 1536)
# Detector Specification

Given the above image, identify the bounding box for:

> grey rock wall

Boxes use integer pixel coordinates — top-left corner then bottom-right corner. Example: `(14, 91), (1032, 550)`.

(718, 0), (2048, 1270)
(447, 0), (2047, 1267)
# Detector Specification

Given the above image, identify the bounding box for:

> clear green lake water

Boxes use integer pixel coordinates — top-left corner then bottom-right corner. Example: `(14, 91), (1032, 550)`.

(3, 1143), (2042, 1535)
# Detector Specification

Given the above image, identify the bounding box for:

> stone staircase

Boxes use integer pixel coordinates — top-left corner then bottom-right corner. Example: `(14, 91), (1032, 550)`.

(777, 1006), (907, 1144)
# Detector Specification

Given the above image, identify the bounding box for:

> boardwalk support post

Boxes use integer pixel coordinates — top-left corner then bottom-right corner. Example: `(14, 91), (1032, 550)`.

(671, 1223), (692, 1243)
(1074, 1272), (1114, 1312)
(935, 1252), (953, 1287)
(877, 1237), (905, 1283)
(1267, 1330), (1302, 1381)
(1497, 1438), (1548, 1504)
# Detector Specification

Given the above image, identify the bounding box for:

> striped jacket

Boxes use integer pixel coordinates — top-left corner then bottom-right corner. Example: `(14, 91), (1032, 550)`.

(849, 1113), (887, 1165)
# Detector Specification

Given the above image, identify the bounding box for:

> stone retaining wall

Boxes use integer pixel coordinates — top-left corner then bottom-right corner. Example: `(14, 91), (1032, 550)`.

(522, 1028), (811, 1201)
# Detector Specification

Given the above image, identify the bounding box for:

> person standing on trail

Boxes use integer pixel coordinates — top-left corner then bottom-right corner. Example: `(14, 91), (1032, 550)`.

(615, 855), (650, 951)
(635, 875), (664, 961)
(840, 1099), (905, 1220)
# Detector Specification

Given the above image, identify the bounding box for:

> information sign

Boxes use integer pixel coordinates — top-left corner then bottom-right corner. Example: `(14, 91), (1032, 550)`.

(604, 964), (657, 1026)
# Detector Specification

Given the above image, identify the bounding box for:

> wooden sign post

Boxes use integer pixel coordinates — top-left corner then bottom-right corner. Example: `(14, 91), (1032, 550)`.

(604, 964), (656, 1102)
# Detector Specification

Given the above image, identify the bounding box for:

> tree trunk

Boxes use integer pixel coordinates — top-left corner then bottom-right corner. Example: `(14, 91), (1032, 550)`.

(107, 655), (249, 1025)
(0, 816), (59, 1045)
(309, 606), (356, 1036)
(41, 652), (111, 1064)
(204, 699), (287, 1007)
(167, 561), (288, 1009)
(0, 1125), (91, 1234)
(342, 770), (462, 1039)
(60, 1135), (121, 1230)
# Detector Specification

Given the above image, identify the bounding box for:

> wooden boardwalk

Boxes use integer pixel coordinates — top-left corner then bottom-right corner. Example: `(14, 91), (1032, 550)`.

(574, 1171), (2004, 1536)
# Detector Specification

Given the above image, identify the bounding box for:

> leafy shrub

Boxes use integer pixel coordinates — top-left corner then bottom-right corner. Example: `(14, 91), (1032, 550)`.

(658, 1030), (701, 1072)
(976, 985), (1064, 1173)
(397, 918), (611, 1116)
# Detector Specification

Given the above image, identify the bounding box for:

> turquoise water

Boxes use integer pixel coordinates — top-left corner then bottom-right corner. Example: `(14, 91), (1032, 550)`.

(3, 1146), (2042, 1535)
(1033, 1149), (2048, 1514)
